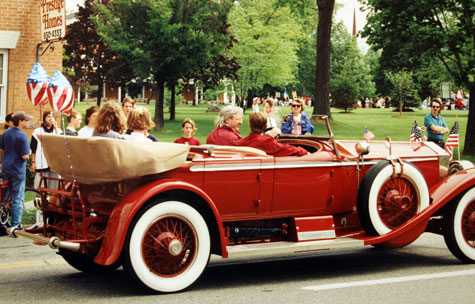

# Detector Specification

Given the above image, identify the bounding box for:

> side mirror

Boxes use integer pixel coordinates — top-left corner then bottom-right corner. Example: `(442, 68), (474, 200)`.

(355, 141), (370, 156)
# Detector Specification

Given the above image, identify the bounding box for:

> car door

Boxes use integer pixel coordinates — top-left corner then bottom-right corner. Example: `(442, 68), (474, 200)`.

(271, 152), (334, 216)
(203, 155), (265, 221)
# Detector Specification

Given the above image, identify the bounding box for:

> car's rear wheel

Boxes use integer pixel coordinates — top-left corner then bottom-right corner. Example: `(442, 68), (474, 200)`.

(443, 187), (475, 263)
(357, 160), (430, 242)
(124, 200), (210, 293)
(58, 248), (121, 273)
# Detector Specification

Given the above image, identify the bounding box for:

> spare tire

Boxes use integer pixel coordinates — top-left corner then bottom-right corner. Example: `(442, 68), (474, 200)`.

(357, 160), (430, 236)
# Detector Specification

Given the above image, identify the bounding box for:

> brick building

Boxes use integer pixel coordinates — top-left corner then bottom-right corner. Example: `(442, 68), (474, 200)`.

(0, 0), (62, 128)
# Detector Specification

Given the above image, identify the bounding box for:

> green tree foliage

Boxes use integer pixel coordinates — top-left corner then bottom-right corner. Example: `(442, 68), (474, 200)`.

(63, 0), (134, 106)
(330, 23), (375, 112)
(229, 0), (303, 105)
(283, 0), (318, 97)
(385, 71), (419, 116)
(95, 0), (234, 129)
(361, 0), (475, 156)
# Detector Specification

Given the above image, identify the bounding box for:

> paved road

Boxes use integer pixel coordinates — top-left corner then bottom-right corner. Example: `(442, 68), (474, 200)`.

(1, 233), (474, 304)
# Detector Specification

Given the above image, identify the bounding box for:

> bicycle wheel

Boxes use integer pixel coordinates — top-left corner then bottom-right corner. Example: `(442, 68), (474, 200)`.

(0, 203), (10, 227)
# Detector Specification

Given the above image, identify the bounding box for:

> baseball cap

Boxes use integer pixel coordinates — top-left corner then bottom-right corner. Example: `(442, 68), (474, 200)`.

(12, 111), (33, 123)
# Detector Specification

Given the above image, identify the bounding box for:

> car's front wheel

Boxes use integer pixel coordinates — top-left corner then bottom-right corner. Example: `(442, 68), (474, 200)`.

(357, 160), (430, 243)
(124, 200), (210, 293)
(444, 187), (475, 263)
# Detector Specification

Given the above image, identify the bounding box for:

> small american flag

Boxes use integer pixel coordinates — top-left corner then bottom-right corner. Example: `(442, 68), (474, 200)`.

(445, 121), (459, 161)
(410, 121), (423, 142)
(364, 128), (375, 141)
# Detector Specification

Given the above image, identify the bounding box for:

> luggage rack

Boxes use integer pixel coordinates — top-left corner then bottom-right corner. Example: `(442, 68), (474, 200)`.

(35, 177), (108, 245)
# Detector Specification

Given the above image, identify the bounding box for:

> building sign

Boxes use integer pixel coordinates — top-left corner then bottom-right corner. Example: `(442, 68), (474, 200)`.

(40, 0), (66, 42)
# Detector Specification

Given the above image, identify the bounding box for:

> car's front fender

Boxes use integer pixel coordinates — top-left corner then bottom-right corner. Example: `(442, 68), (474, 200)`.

(94, 178), (226, 265)
(430, 167), (475, 207)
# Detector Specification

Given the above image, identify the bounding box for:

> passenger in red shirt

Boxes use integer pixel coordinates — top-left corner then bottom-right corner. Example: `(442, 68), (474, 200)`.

(206, 105), (243, 146)
(174, 118), (201, 145)
(238, 112), (308, 156)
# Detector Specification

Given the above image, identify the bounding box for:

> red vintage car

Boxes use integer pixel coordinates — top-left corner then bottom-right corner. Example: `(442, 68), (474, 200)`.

(10, 117), (475, 293)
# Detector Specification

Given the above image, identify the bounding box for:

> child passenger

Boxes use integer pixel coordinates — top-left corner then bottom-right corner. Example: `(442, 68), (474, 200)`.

(93, 102), (126, 139)
(125, 107), (156, 142)
(174, 118), (201, 145)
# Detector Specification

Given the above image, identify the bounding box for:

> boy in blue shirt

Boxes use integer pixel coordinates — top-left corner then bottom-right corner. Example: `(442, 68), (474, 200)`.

(0, 112), (31, 235)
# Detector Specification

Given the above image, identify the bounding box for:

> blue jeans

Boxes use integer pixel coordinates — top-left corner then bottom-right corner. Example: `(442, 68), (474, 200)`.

(2, 175), (25, 227)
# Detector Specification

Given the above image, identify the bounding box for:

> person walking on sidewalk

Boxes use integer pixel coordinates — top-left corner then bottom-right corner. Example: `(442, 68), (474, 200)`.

(0, 112), (31, 234)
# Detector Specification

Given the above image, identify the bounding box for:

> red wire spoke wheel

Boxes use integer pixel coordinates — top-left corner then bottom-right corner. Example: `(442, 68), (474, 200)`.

(461, 200), (475, 248)
(125, 200), (210, 293)
(358, 160), (430, 237)
(142, 215), (197, 277)
(377, 177), (418, 230)
(444, 187), (475, 263)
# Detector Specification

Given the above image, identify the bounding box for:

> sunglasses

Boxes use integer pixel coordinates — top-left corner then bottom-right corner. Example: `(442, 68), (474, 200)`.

(432, 105), (440, 108)
(291, 104), (301, 108)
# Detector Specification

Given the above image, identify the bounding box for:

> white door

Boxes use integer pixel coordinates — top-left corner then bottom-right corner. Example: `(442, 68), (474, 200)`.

(0, 49), (8, 122)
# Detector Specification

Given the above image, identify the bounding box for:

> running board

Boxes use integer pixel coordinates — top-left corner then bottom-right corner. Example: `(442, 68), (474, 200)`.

(226, 237), (365, 258)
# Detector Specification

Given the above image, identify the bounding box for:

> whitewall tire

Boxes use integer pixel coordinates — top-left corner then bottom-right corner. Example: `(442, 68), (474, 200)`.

(125, 200), (210, 293)
(444, 187), (475, 263)
(358, 160), (430, 236)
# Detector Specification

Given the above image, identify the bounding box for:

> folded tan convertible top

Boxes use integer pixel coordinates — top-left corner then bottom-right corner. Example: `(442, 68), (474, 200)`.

(39, 134), (190, 184)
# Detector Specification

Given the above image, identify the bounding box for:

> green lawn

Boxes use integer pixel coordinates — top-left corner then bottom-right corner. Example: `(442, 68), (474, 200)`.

(72, 102), (473, 162)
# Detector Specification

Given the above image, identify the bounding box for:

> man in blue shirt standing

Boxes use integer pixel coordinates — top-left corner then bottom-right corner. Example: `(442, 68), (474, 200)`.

(0, 111), (31, 235)
(424, 99), (449, 148)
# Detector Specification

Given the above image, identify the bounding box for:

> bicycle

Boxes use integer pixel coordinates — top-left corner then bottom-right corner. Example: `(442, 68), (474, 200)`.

(0, 172), (40, 231)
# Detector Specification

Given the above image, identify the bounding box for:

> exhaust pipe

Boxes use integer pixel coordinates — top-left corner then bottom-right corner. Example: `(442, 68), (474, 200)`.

(8, 227), (81, 252)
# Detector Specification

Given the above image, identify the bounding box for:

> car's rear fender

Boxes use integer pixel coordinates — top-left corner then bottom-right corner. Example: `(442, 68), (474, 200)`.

(94, 178), (226, 265)
(364, 168), (475, 245)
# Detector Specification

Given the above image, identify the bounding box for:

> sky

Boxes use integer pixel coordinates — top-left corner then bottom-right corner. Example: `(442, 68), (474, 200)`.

(335, 0), (369, 51)
(66, 0), (83, 12)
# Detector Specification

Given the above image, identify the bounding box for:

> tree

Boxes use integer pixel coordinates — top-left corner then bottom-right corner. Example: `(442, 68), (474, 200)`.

(361, 0), (475, 156)
(229, 0), (303, 106)
(385, 71), (418, 116)
(330, 22), (375, 112)
(312, 0), (335, 119)
(64, 0), (133, 106)
(95, 0), (234, 129)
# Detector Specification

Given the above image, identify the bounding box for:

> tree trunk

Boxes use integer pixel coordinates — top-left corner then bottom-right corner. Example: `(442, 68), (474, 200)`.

(462, 84), (475, 156)
(96, 82), (103, 107)
(153, 80), (165, 130)
(169, 84), (176, 121)
(246, 88), (256, 110)
(399, 95), (403, 117)
(313, 0), (335, 119)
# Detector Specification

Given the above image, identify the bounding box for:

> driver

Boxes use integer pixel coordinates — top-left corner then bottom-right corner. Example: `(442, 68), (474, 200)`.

(238, 112), (308, 156)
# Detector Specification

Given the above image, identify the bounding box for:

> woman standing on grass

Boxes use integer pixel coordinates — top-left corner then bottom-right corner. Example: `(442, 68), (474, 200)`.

(281, 98), (314, 135)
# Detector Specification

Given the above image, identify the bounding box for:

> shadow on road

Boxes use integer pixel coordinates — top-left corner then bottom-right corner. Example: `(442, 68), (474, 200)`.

(39, 245), (461, 297)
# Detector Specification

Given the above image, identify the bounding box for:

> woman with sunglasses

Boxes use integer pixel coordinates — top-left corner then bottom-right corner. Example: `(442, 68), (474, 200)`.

(424, 99), (449, 148)
(281, 99), (314, 135)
